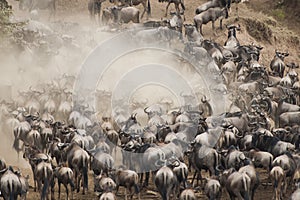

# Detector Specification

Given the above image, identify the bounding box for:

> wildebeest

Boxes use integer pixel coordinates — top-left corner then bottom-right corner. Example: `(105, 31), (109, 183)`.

(270, 166), (285, 200)
(224, 24), (240, 48)
(158, 0), (185, 17)
(195, 0), (230, 14)
(113, 168), (140, 200)
(204, 178), (222, 200)
(270, 50), (289, 78)
(59, 142), (89, 194)
(219, 168), (251, 200)
(19, 0), (56, 19)
(154, 159), (179, 200)
(111, 6), (140, 23)
(110, 0), (151, 19)
(179, 188), (197, 200)
(194, 7), (229, 35)
(0, 167), (22, 200)
(34, 161), (54, 200)
(53, 166), (75, 200)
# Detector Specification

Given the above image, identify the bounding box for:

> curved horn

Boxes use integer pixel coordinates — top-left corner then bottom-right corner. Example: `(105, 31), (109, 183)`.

(235, 131), (243, 138)
(172, 159), (180, 167)
(215, 165), (224, 172)
(144, 107), (149, 113)
(0, 168), (7, 173)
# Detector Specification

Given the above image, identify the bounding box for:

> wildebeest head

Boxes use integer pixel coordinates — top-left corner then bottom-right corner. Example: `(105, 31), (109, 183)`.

(275, 50), (289, 60)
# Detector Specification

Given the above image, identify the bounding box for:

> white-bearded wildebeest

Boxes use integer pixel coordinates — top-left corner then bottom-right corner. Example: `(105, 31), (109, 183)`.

(111, 6), (140, 23)
(19, 0), (56, 20)
(195, 0), (230, 14)
(158, 0), (185, 17)
(270, 50), (289, 78)
(110, 0), (151, 19)
(0, 167), (22, 200)
(194, 7), (229, 35)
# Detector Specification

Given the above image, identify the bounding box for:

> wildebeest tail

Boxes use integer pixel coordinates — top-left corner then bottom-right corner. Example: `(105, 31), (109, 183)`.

(269, 157), (272, 172)
(227, 0), (231, 9)
(181, 0), (185, 11)
(8, 179), (14, 200)
(67, 170), (75, 190)
(42, 167), (49, 200)
(83, 159), (88, 189)
(241, 176), (249, 200)
(147, 0), (151, 16)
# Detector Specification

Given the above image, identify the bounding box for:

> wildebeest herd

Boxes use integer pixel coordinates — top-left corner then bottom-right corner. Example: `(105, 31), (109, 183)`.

(0, 0), (300, 200)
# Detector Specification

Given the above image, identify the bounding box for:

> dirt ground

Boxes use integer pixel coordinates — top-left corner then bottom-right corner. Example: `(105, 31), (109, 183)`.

(2, 0), (300, 199)
(16, 166), (293, 200)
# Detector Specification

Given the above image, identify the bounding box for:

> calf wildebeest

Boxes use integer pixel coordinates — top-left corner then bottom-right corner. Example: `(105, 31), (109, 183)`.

(270, 166), (285, 200)
(272, 153), (297, 196)
(111, 0), (151, 19)
(270, 50), (289, 78)
(19, 0), (56, 20)
(195, 0), (230, 14)
(59, 142), (89, 194)
(111, 6), (140, 23)
(221, 146), (246, 170)
(194, 7), (229, 35)
(99, 192), (117, 200)
(53, 166), (75, 200)
(204, 178), (222, 200)
(94, 172), (116, 193)
(158, 0), (185, 17)
(113, 168), (140, 200)
(88, 0), (106, 23)
(179, 188), (197, 200)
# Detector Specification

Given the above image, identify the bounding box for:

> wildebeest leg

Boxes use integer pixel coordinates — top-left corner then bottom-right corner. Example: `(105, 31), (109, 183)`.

(58, 182), (61, 199)
(212, 20), (215, 31)
(200, 24), (203, 35)
(64, 184), (69, 200)
(139, 173), (143, 185)
(175, 4), (180, 14)
(191, 170), (197, 185)
(124, 188), (128, 200)
(165, 2), (171, 17)
(141, 2), (146, 19)
(116, 185), (120, 195)
(144, 172), (150, 187)
(220, 19), (223, 29)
